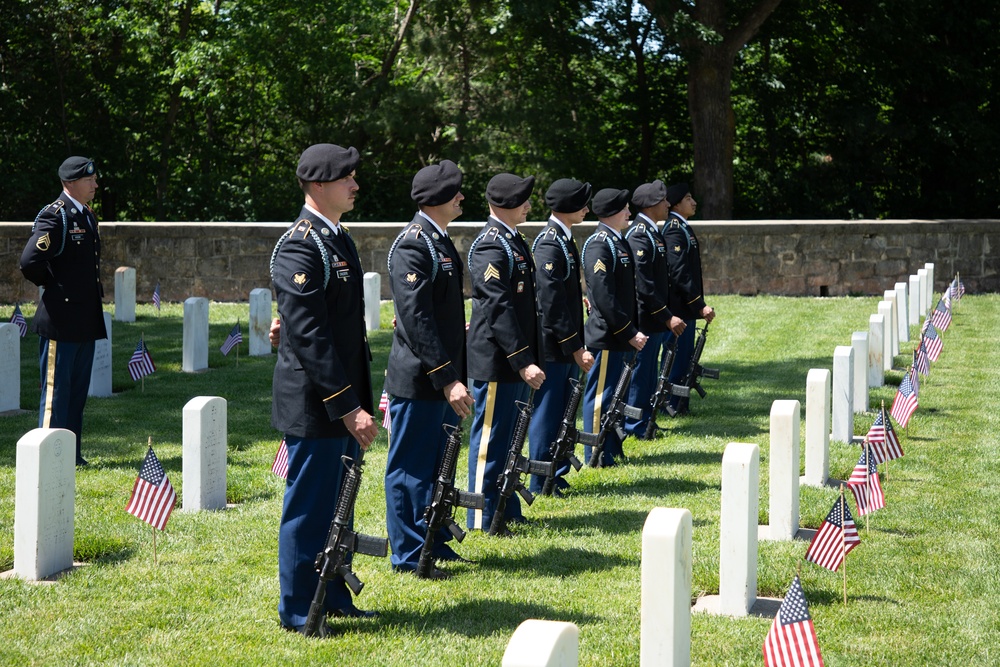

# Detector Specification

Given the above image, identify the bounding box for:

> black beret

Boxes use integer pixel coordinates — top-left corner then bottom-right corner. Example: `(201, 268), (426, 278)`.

(296, 143), (360, 182)
(545, 178), (592, 213)
(58, 156), (96, 181)
(666, 182), (690, 207)
(486, 173), (535, 208)
(411, 160), (463, 206)
(631, 180), (667, 209)
(591, 188), (630, 218)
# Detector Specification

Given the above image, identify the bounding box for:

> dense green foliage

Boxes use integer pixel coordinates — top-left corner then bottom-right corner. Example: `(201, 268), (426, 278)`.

(3, 0), (999, 222)
(1, 295), (997, 665)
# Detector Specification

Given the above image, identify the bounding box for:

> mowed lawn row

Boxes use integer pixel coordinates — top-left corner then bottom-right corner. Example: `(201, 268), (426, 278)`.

(0, 294), (997, 666)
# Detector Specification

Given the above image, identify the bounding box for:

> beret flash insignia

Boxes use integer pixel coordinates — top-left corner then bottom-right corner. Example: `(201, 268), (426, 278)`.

(36, 232), (51, 251)
(593, 259), (607, 273)
(484, 263), (501, 282)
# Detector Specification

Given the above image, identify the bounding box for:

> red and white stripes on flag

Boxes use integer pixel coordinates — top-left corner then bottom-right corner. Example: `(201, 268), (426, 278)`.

(847, 446), (886, 516)
(867, 410), (903, 464)
(128, 338), (156, 381)
(763, 575), (824, 667)
(805, 496), (860, 572)
(922, 323), (943, 362)
(271, 438), (289, 479)
(379, 388), (391, 430)
(125, 447), (176, 531)
(890, 371), (919, 428)
(10, 303), (28, 337)
(220, 322), (243, 356)
(930, 298), (952, 331)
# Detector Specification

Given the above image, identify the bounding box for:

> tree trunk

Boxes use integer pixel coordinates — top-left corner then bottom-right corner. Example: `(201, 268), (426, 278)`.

(688, 50), (734, 219)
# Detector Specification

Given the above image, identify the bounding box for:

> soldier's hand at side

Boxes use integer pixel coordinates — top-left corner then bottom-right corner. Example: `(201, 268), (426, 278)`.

(702, 306), (715, 323)
(444, 380), (474, 418)
(344, 407), (379, 451)
(668, 316), (687, 336)
(519, 364), (546, 390)
(573, 347), (595, 373)
(629, 332), (648, 351)
(269, 318), (281, 347)
(582, 296), (591, 314)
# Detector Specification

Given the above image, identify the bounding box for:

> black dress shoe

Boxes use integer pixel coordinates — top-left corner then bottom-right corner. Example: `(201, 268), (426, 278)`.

(75, 457), (89, 467)
(282, 622), (334, 638)
(330, 607), (380, 619)
(417, 566), (453, 580)
(440, 554), (476, 564)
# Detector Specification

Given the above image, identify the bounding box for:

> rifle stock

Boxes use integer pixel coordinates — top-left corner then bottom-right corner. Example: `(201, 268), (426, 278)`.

(488, 392), (555, 536)
(303, 451), (388, 637)
(643, 338), (692, 438)
(541, 377), (586, 496)
(682, 323), (719, 400)
(416, 423), (485, 579)
(587, 350), (642, 468)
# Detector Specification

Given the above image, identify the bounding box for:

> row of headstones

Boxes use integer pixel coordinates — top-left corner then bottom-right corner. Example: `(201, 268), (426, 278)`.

(499, 264), (942, 666)
(108, 266), (383, 333)
(5, 396), (228, 581)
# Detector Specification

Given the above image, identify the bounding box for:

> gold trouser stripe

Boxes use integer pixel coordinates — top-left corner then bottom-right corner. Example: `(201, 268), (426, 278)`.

(592, 353), (609, 432)
(322, 385), (351, 402)
(42, 340), (58, 428)
(471, 382), (497, 530)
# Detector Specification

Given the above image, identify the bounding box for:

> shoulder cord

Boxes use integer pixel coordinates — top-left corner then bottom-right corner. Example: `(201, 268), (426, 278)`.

(531, 230), (573, 281)
(386, 225), (439, 282)
(581, 233), (618, 272)
(32, 204), (69, 258)
(270, 227), (331, 289)
(467, 230), (514, 279)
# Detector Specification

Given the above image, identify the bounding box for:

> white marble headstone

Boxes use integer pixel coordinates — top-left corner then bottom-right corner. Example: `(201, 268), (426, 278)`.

(868, 314), (885, 388)
(182, 297), (209, 372)
(718, 442), (759, 616)
(925, 262), (935, 309)
(803, 369), (831, 488)
(883, 290), (899, 357)
(641, 507), (692, 667)
(182, 396), (228, 511)
(502, 620), (579, 667)
(894, 282), (910, 343)
(851, 332), (869, 413)
(831, 346), (854, 443)
(363, 272), (381, 333)
(88, 312), (113, 398)
(917, 268), (930, 318)
(114, 267), (136, 323)
(877, 301), (894, 370)
(14, 428), (75, 580)
(762, 400), (800, 541)
(0, 323), (20, 412)
(908, 275), (921, 326)
(248, 288), (273, 357)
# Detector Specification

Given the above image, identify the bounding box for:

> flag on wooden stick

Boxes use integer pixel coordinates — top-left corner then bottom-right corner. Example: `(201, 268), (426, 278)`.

(271, 438), (289, 479)
(125, 446), (176, 531)
(763, 575), (824, 667)
(10, 303), (27, 337)
(847, 446), (886, 516)
(890, 371), (918, 428)
(805, 496), (860, 572)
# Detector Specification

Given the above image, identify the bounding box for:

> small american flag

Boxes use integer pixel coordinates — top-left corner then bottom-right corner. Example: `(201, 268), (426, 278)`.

(805, 496), (860, 572)
(125, 447), (177, 530)
(128, 338), (156, 382)
(220, 322), (243, 356)
(762, 575), (824, 667)
(922, 323), (943, 362)
(271, 438), (289, 479)
(914, 341), (930, 377)
(890, 370), (918, 428)
(379, 388), (391, 430)
(866, 410), (903, 464)
(909, 363), (920, 397)
(10, 303), (28, 337)
(847, 446), (886, 516)
(930, 298), (952, 331)
(152, 282), (161, 311)
(883, 408), (902, 453)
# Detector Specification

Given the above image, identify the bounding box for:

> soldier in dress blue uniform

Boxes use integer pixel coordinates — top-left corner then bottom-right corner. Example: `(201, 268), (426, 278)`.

(527, 179), (595, 496)
(271, 144), (381, 636)
(19, 157), (106, 467)
(580, 189), (648, 467)
(466, 173), (546, 534)
(661, 183), (715, 415)
(384, 160), (474, 578)
(623, 181), (687, 437)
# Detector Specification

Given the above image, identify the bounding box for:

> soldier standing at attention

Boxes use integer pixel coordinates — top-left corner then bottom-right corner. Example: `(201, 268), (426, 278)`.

(384, 160), (474, 579)
(19, 157), (106, 467)
(661, 183), (715, 415)
(271, 144), (380, 636)
(580, 188), (648, 467)
(466, 173), (545, 534)
(623, 180), (686, 437)
(527, 179), (595, 496)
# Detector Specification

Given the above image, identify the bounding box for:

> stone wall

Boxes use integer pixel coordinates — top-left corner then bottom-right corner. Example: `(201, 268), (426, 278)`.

(2, 219), (996, 304)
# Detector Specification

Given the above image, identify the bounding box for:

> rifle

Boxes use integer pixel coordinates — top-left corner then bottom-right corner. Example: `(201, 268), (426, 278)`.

(303, 451), (388, 637)
(416, 423), (485, 578)
(540, 377), (592, 496)
(488, 391), (555, 536)
(643, 337), (692, 438)
(587, 350), (643, 468)
(681, 323), (720, 400)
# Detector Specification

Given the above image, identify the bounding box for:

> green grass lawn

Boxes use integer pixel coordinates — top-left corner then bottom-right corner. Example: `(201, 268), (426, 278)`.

(1, 294), (998, 666)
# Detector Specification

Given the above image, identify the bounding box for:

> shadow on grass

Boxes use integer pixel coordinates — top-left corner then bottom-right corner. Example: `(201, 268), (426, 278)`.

(369, 599), (602, 637)
(542, 508), (649, 535)
(627, 450), (723, 467)
(477, 546), (634, 576)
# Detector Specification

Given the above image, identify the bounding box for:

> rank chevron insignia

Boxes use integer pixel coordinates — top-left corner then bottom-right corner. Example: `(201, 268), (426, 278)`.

(484, 263), (501, 282)
(593, 259), (607, 273)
